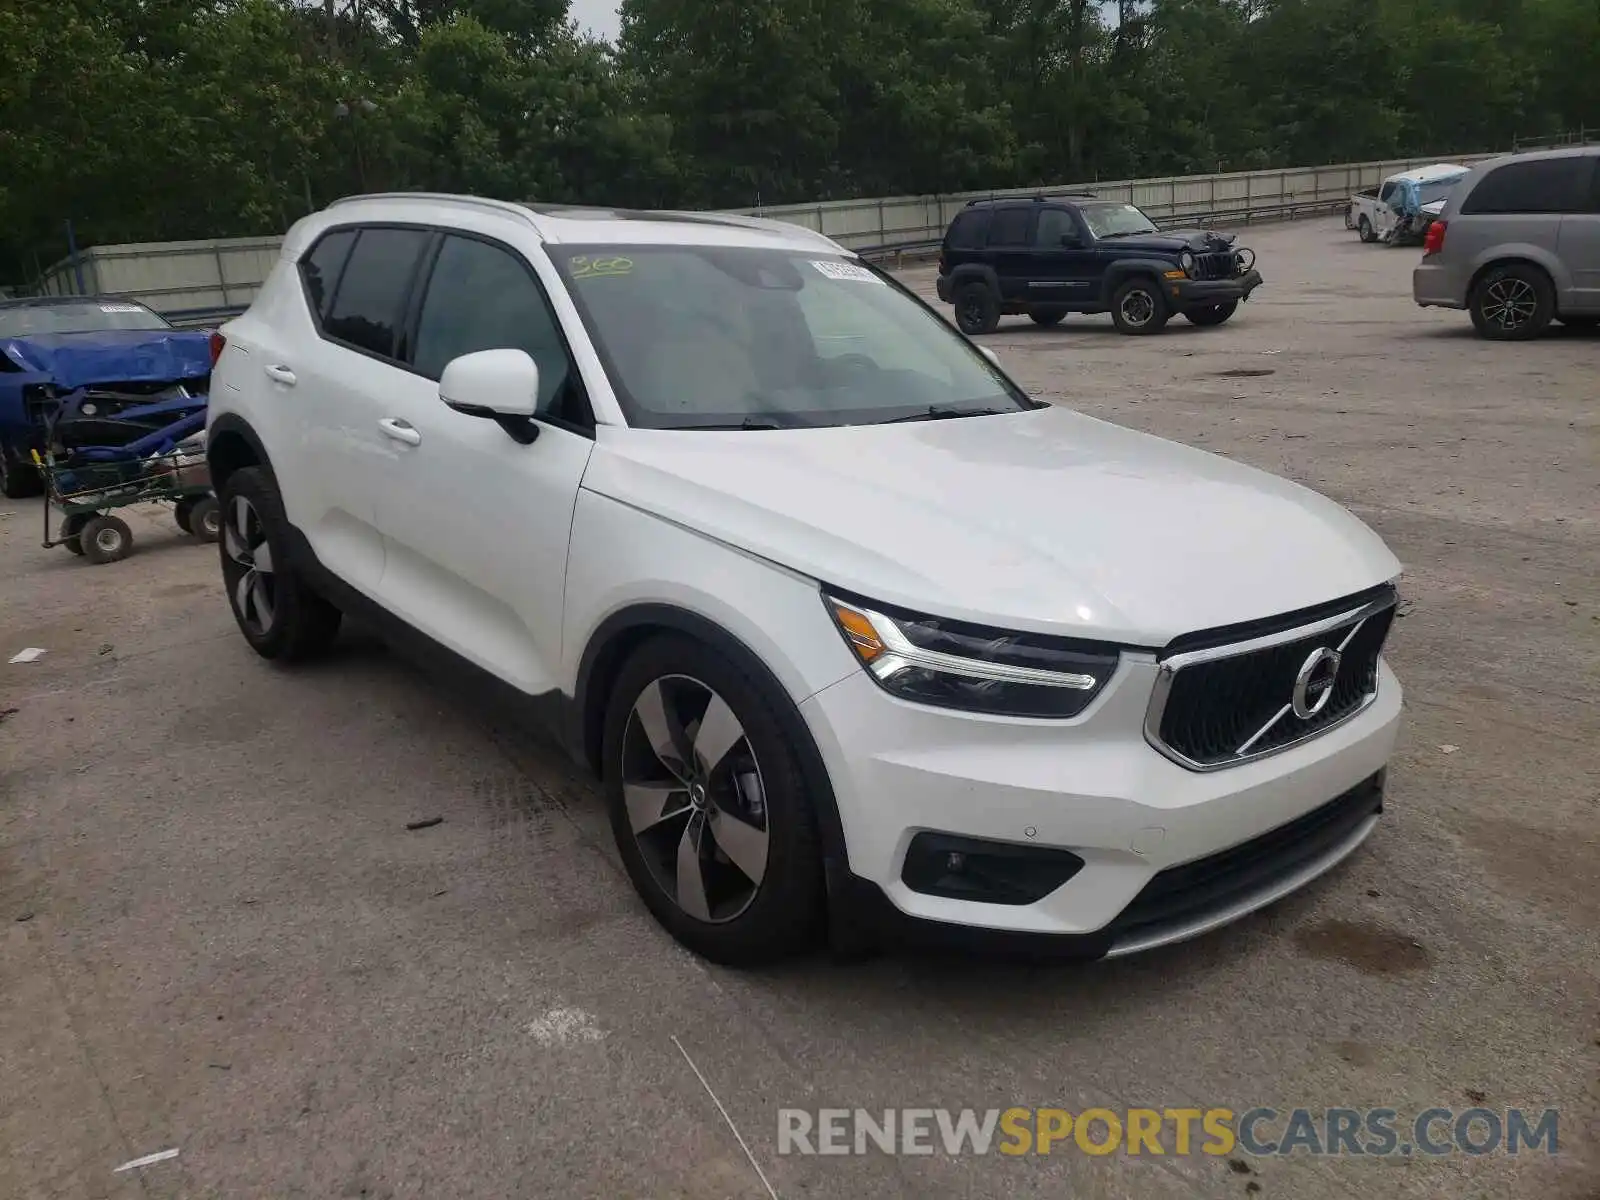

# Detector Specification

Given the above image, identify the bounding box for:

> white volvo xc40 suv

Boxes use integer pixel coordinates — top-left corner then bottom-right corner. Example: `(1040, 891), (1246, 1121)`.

(206, 194), (1404, 965)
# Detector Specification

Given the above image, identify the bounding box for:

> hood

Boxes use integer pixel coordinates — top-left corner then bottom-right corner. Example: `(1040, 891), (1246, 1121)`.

(1103, 228), (1237, 255)
(584, 408), (1401, 647)
(0, 330), (212, 391)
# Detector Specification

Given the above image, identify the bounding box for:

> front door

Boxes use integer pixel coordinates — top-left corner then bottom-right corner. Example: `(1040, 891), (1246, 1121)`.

(367, 231), (595, 697)
(1025, 206), (1099, 309)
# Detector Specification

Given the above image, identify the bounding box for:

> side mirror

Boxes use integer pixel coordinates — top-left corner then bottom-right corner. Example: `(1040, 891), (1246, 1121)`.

(439, 349), (540, 444)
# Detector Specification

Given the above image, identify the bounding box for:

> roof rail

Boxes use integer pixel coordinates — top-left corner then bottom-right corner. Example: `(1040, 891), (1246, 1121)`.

(326, 192), (540, 224)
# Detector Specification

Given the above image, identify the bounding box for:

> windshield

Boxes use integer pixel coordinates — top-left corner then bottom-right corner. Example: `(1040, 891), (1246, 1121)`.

(0, 300), (171, 338)
(550, 245), (1041, 429)
(1080, 203), (1160, 239)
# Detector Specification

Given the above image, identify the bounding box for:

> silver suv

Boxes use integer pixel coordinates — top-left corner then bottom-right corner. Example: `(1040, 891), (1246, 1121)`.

(1413, 146), (1600, 340)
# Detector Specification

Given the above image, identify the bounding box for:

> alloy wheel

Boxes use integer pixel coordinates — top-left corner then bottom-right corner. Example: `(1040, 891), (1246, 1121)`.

(1481, 277), (1537, 332)
(224, 495), (277, 636)
(621, 674), (770, 923)
(1120, 288), (1155, 327)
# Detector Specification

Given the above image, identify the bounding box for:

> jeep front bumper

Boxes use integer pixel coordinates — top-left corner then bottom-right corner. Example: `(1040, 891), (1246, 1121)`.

(1172, 269), (1263, 307)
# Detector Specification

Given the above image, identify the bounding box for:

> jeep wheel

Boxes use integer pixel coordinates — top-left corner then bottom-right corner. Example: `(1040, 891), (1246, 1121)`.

(1357, 215), (1376, 243)
(1110, 279), (1169, 335)
(603, 635), (824, 965)
(954, 282), (1000, 335)
(1184, 301), (1238, 327)
(1028, 307), (1067, 328)
(1469, 265), (1554, 341)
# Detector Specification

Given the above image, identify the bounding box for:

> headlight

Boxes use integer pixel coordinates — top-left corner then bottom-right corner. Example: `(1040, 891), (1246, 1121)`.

(1179, 250), (1196, 276)
(825, 594), (1120, 718)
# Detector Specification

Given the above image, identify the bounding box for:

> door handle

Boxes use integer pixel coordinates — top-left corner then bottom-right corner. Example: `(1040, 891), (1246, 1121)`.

(378, 417), (422, 446)
(263, 364), (297, 386)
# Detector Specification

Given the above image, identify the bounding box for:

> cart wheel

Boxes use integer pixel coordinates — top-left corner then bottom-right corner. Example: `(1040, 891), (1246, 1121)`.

(174, 498), (195, 533)
(79, 515), (134, 564)
(187, 495), (221, 543)
(61, 513), (90, 556)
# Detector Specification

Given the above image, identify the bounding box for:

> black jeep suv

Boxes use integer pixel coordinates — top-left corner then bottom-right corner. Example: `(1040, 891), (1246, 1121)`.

(935, 194), (1264, 335)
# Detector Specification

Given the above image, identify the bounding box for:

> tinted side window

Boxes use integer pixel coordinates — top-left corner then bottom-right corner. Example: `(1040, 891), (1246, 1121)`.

(1035, 208), (1077, 246)
(323, 228), (430, 358)
(1460, 158), (1592, 215)
(1378, 181), (1397, 202)
(411, 235), (572, 414)
(987, 207), (1033, 246)
(945, 210), (991, 249)
(300, 230), (356, 320)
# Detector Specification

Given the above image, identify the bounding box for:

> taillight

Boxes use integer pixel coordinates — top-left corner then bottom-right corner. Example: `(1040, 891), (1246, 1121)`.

(209, 330), (226, 366)
(1422, 220), (1447, 257)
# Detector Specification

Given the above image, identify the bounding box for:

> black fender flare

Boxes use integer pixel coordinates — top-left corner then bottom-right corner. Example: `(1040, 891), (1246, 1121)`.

(945, 262), (1002, 298)
(206, 412), (274, 492)
(1102, 258), (1178, 306)
(573, 602), (849, 869)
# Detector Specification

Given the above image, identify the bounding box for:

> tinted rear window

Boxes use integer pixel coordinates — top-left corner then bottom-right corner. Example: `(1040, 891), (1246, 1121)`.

(945, 210), (991, 249)
(987, 207), (1032, 246)
(1460, 157), (1596, 215)
(323, 227), (431, 358)
(301, 229), (357, 321)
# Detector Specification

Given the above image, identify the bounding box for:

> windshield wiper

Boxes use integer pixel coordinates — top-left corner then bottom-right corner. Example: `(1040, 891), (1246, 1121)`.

(877, 404), (1011, 425)
(681, 415), (793, 431)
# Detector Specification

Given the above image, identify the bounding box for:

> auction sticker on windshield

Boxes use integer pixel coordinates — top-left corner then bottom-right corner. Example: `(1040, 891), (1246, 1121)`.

(99, 304), (146, 313)
(811, 260), (883, 283)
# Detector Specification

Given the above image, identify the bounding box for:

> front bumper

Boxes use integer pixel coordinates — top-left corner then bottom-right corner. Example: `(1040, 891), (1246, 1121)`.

(802, 654), (1402, 958)
(1173, 269), (1264, 307)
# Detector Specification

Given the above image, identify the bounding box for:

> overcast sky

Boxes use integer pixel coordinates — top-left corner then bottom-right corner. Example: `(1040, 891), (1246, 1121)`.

(570, 0), (621, 41)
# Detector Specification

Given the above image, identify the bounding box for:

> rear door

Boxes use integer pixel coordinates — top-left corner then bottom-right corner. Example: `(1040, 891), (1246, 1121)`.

(984, 206), (1037, 303)
(287, 224), (433, 595)
(365, 230), (596, 695)
(1557, 154), (1600, 311)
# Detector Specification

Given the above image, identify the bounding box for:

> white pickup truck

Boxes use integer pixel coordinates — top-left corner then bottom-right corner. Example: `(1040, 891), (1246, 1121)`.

(1345, 163), (1470, 246)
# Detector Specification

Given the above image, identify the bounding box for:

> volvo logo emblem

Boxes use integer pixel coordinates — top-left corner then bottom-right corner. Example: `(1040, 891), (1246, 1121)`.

(1292, 646), (1342, 720)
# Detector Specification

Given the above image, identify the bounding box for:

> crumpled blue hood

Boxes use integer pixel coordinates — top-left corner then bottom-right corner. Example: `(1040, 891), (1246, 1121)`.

(0, 330), (211, 390)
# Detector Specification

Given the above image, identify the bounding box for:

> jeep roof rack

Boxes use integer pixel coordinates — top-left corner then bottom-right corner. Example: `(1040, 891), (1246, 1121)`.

(963, 190), (1098, 208)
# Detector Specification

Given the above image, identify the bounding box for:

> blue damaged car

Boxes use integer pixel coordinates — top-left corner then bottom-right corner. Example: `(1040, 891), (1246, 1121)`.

(0, 296), (212, 498)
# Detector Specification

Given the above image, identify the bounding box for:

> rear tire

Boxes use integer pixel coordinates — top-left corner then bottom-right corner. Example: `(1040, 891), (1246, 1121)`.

(60, 512), (89, 555)
(954, 282), (1000, 335)
(1110, 278), (1169, 335)
(1184, 301), (1238, 327)
(1028, 307), (1067, 328)
(218, 466), (341, 661)
(174, 498), (195, 533)
(1469, 264), (1554, 341)
(1358, 216), (1376, 243)
(79, 515), (133, 564)
(602, 634), (825, 965)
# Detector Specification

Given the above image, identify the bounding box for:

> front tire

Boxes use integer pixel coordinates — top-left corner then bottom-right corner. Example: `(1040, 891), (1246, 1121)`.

(1110, 278), (1169, 335)
(602, 634), (824, 965)
(0, 447), (42, 500)
(954, 282), (1000, 335)
(1469, 264), (1554, 341)
(218, 467), (341, 661)
(1184, 301), (1238, 327)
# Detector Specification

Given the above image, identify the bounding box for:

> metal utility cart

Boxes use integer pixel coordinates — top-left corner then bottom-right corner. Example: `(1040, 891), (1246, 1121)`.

(33, 434), (219, 565)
